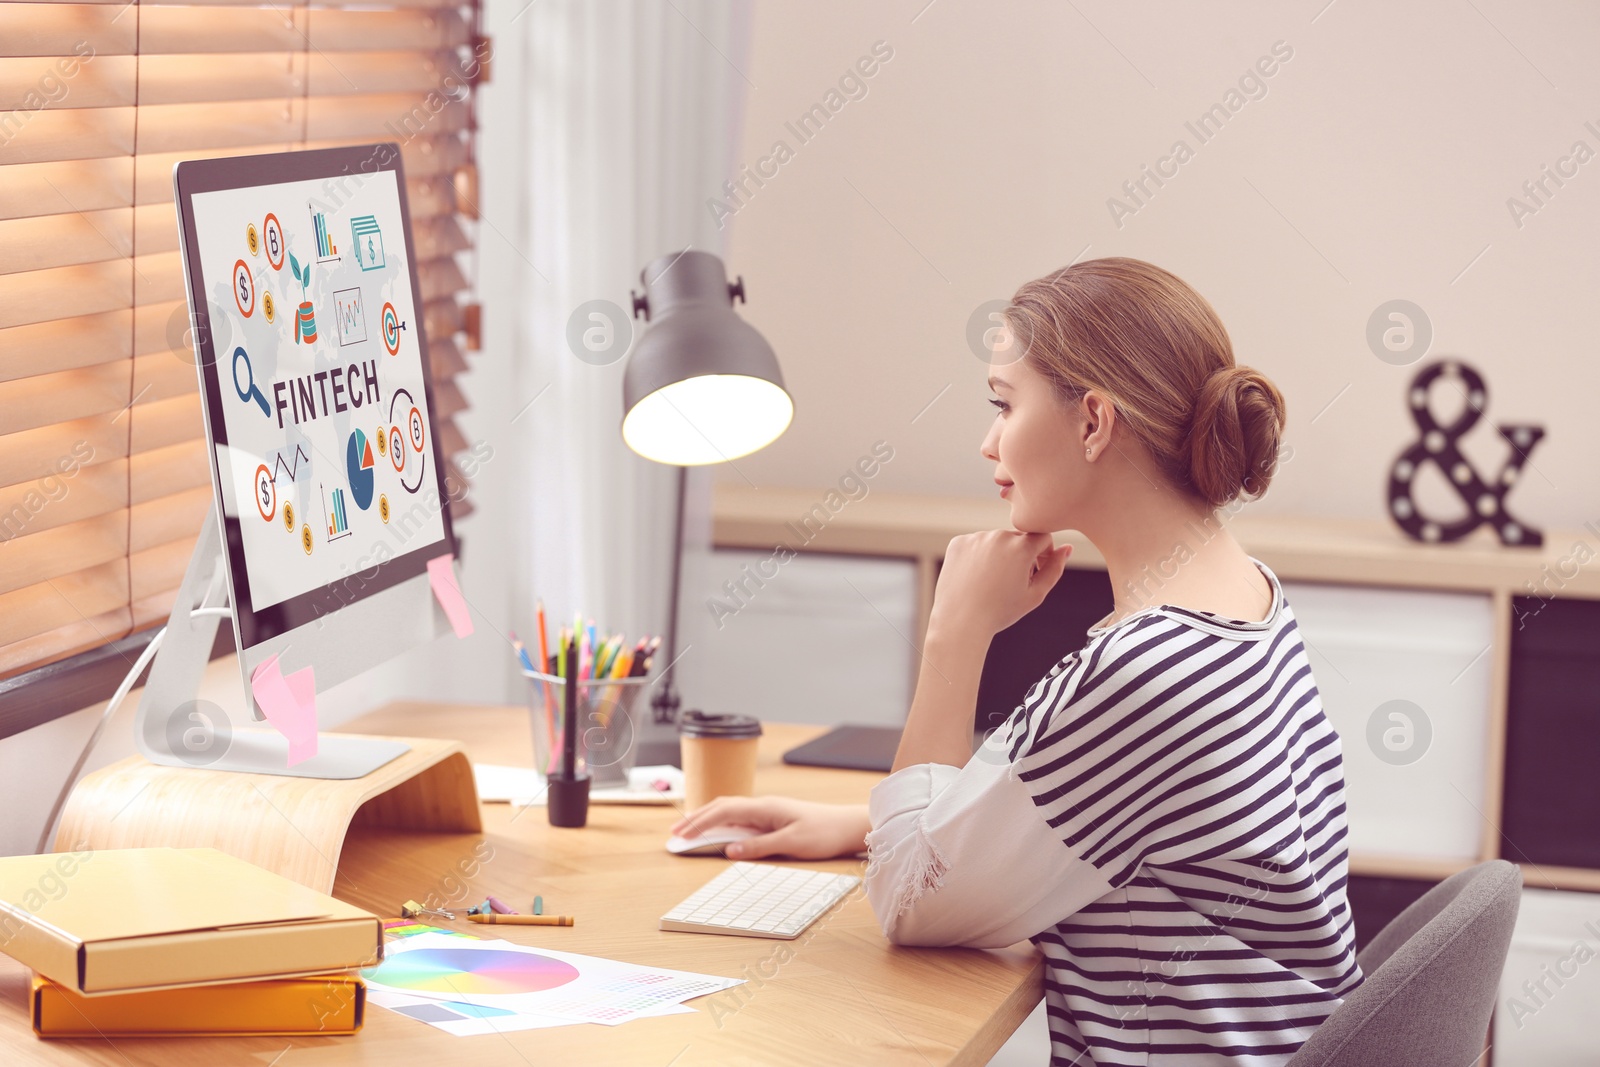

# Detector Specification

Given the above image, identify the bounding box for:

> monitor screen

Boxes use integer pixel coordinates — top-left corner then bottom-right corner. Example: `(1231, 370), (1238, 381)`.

(176, 146), (455, 650)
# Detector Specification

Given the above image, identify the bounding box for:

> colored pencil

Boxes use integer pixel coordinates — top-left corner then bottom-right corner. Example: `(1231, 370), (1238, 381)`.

(536, 602), (557, 768)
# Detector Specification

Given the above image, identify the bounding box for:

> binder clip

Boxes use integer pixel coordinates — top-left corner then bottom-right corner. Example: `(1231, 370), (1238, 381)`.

(400, 899), (454, 921)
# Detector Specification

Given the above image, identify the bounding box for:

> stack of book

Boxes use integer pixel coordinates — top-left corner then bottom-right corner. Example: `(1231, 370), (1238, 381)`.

(0, 847), (383, 1038)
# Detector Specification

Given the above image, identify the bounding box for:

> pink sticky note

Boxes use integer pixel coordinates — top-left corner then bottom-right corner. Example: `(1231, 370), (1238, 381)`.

(427, 553), (474, 638)
(251, 654), (319, 766)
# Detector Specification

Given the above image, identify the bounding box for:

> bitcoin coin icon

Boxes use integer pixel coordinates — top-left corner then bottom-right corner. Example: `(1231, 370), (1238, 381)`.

(301, 524), (313, 554)
(263, 291), (275, 324)
(379, 494), (390, 524)
(247, 223), (259, 256)
(283, 500), (295, 531)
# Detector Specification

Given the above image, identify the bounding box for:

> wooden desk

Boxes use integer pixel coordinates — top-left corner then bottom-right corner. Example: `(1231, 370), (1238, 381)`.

(1, 704), (1042, 1066)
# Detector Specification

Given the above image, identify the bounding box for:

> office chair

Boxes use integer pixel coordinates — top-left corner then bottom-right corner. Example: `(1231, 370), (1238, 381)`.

(1288, 859), (1522, 1066)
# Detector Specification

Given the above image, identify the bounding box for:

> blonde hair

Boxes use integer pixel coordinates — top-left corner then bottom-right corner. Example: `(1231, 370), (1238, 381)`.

(1004, 257), (1286, 510)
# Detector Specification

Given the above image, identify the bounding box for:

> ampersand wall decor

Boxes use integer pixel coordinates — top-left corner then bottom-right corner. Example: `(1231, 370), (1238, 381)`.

(1387, 359), (1545, 546)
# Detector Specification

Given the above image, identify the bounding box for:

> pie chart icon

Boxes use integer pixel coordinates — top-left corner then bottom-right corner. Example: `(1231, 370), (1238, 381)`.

(346, 429), (376, 510)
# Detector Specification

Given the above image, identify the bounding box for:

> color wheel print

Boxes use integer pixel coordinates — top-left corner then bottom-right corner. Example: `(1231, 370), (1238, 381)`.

(388, 387), (427, 493)
(362, 946), (579, 995)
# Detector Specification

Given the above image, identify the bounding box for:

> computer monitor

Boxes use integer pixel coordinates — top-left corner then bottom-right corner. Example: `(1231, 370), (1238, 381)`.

(146, 143), (458, 777)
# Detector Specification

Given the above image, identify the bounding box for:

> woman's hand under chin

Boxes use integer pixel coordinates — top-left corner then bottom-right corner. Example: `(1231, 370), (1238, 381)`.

(930, 530), (1073, 640)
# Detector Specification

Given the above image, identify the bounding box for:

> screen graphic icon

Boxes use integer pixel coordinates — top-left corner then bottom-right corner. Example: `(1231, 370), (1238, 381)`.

(322, 483), (353, 542)
(232, 346), (270, 416)
(351, 215), (385, 271)
(295, 302), (317, 344)
(334, 287), (367, 346)
(346, 429), (376, 510)
(311, 208), (340, 262)
(254, 464), (275, 522)
(389, 388), (427, 493)
(381, 302), (405, 355)
(232, 260), (255, 317)
(263, 213), (285, 269)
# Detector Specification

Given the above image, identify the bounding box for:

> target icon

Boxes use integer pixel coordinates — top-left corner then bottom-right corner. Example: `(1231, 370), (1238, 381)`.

(381, 302), (403, 355)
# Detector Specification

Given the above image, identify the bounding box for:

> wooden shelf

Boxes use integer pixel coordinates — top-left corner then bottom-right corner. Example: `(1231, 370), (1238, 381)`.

(713, 485), (1600, 600)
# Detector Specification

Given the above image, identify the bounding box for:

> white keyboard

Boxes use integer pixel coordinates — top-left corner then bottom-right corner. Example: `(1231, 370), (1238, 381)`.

(660, 862), (861, 939)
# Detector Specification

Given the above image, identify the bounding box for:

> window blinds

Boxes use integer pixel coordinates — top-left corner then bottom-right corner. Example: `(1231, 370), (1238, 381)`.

(0, 0), (484, 679)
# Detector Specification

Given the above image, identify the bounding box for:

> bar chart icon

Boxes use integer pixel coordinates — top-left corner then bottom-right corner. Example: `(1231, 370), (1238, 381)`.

(311, 209), (340, 262)
(321, 483), (353, 542)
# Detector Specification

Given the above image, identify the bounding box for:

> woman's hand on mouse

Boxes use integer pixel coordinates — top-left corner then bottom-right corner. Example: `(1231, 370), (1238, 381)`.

(669, 797), (871, 861)
(931, 530), (1072, 639)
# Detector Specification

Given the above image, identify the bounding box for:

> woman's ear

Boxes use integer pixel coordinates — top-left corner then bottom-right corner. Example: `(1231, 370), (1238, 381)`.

(1078, 390), (1114, 449)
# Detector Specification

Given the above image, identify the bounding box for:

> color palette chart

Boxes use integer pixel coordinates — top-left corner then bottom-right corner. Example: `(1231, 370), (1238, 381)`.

(361, 931), (741, 1037)
(373, 945), (579, 996)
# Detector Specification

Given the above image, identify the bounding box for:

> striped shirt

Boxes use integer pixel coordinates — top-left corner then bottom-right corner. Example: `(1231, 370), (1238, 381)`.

(864, 557), (1361, 1066)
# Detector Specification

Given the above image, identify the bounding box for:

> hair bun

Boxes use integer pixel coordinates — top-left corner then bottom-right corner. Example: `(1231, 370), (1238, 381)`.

(1187, 364), (1286, 509)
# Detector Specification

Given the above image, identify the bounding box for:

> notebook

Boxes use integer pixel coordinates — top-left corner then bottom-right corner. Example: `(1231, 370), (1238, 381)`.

(0, 847), (382, 995)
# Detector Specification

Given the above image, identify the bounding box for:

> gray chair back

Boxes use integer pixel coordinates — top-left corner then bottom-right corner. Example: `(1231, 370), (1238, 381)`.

(1288, 859), (1522, 1066)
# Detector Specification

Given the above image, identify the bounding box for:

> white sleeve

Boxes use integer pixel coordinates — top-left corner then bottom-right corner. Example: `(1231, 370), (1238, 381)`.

(862, 733), (1116, 949)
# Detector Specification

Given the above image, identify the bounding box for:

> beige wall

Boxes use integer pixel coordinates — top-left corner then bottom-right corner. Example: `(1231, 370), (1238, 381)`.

(718, 1), (1599, 530)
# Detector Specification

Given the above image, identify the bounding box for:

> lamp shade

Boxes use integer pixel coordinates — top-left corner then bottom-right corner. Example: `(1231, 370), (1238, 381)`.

(621, 251), (792, 466)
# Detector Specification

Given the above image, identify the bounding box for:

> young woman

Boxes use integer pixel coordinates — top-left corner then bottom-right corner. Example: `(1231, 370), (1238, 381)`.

(670, 257), (1362, 1066)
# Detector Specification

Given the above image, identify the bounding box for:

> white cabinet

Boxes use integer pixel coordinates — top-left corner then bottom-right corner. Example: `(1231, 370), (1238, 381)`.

(1493, 887), (1600, 1065)
(1281, 581), (1495, 862)
(674, 548), (917, 728)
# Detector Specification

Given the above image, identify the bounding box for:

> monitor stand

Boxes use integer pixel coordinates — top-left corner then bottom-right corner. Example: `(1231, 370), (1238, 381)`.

(133, 508), (407, 779)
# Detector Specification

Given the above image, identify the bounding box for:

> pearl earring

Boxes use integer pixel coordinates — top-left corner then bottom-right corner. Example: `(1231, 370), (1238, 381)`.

(1085, 448), (1093, 459)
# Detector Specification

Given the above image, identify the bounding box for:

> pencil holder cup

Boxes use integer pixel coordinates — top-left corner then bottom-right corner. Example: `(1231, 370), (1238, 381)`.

(521, 669), (649, 790)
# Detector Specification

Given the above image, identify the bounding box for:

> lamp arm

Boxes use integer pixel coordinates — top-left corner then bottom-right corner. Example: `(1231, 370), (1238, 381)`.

(651, 464), (687, 724)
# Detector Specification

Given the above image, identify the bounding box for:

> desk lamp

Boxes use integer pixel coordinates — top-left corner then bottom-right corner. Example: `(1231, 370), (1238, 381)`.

(622, 250), (792, 727)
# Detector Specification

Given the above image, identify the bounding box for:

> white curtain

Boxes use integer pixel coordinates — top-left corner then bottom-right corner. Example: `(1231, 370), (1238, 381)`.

(507, 0), (751, 705)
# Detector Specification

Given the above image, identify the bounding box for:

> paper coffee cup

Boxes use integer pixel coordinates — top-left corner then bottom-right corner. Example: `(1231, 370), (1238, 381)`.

(679, 710), (763, 812)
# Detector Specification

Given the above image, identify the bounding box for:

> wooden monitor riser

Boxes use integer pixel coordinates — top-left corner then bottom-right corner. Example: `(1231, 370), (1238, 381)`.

(52, 735), (482, 893)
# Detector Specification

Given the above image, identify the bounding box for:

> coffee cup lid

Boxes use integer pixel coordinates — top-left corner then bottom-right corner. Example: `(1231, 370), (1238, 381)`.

(677, 710), (763, 739)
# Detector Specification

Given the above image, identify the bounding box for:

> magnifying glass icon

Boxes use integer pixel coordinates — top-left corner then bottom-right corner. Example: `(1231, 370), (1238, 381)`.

(232, 346), (270, 417)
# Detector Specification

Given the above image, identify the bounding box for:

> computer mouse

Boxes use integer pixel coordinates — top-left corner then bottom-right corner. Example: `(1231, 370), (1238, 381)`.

(665, 826), (760, 856)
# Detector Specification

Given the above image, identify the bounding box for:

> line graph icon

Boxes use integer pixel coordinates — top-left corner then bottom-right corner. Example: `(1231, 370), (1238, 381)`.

(271, 443), (311, 484)
(334, 287), (367, 346)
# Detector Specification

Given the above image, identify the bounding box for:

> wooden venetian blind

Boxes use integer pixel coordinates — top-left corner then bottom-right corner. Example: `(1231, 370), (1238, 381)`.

(0, 1), (486, 680)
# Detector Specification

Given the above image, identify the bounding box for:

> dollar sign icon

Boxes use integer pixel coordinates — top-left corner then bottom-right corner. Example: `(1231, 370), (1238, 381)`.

(263, 291), (275, 324)
(380, 494), (390, 524)
(247, 223), (259, 256)
(377, 425), (387, 456)
(301, 524), (313, 554)
(283, 501), (295, 531)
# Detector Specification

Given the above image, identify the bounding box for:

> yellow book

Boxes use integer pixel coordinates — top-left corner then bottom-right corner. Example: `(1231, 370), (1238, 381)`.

(32, 972), (364, 1037)
(0, 847), (382, 995)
